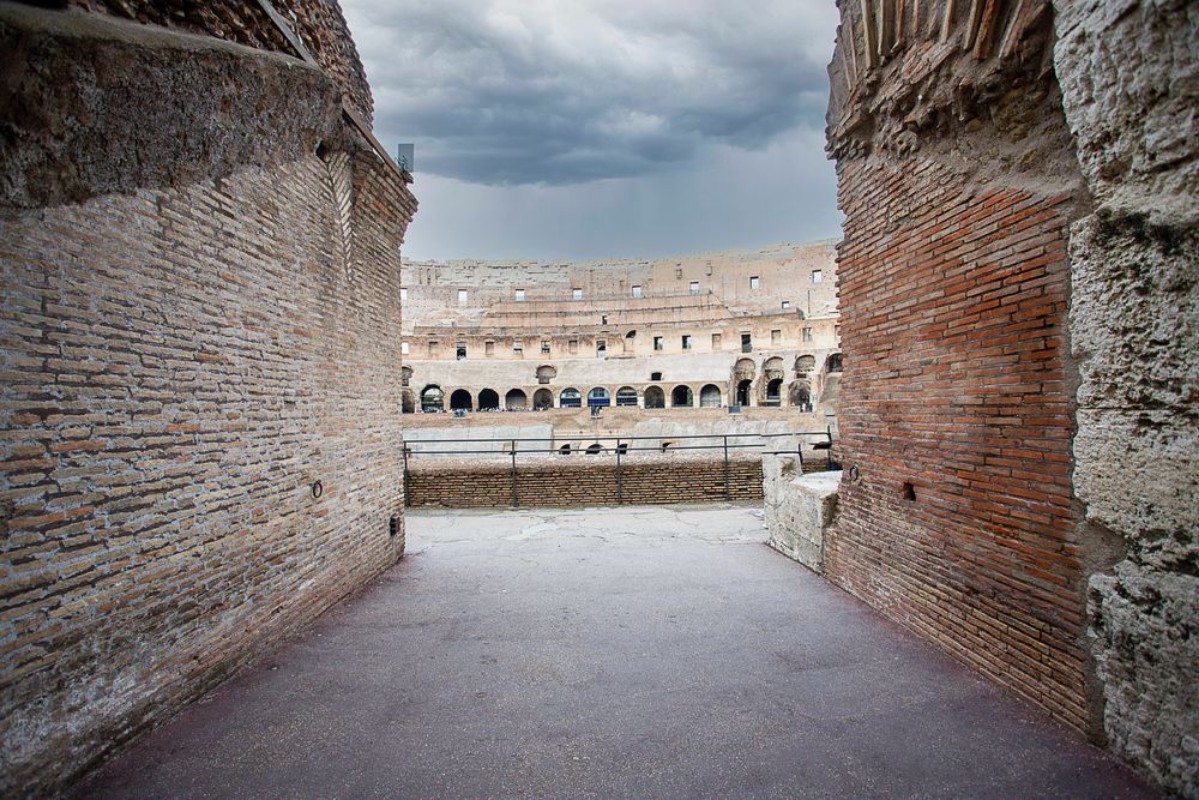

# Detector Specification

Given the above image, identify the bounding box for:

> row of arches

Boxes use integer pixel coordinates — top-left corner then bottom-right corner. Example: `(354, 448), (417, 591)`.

(412, 379), (815, 413)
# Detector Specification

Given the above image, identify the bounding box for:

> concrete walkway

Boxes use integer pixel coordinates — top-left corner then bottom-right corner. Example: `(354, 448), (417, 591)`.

(72, 505), (1157, 799)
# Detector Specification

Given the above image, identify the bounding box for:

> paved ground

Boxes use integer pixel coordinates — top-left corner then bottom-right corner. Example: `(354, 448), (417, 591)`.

(72, 505), (1158, 799)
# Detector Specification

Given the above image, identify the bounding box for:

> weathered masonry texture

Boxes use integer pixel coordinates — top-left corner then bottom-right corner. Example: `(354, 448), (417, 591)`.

(406, 456), (766, 509)
(0, 4), (416, 796)
(824, 0), (1196, 795)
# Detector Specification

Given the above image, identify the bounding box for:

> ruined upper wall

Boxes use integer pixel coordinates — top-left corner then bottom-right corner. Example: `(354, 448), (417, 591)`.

(61, 0), (373, 124)
(827, 0), (1077, 189)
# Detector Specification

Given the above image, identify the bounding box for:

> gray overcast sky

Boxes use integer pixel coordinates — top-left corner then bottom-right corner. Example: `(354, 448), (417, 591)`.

(339, 1), (843, 261)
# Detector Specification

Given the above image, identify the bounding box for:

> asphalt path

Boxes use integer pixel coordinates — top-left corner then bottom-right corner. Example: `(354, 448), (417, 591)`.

(72, 504), (1158, 799)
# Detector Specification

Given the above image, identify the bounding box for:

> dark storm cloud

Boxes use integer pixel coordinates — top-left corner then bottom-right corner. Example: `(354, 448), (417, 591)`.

(343, 1), (838, 186)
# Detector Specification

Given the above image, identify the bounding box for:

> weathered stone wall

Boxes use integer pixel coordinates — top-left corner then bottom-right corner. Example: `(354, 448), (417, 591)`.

(763, 457), (840, 572)
(406, 455), (766, 508)
(1055, 2), (1198, 795)
(0, 5), (415, 796)
(824, 0), (1197, 794)
(60, 0), (373, 123)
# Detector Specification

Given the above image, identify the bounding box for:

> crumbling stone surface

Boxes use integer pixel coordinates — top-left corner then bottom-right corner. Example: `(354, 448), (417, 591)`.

(763, 457), (839, 572)
(61, 0), (374, 123)
(1056, 1), (1199, 794)
(1054, 0), (1198, 223)
(0, 3), (348, 210)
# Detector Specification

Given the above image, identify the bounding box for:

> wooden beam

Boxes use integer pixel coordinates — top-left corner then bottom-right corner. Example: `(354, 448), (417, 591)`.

(255, 0), (316, 64)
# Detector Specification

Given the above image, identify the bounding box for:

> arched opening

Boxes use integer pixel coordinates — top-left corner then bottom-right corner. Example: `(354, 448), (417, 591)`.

(735, 379), (752, 406)
(700, 384), (722, 407)
(795, 354), (816, 374)
(789, 381), (812, 412)
(827, 353), (843, 372)
(623, 330), (636, 354)
(400, 365), (412, 387)
(644, 386), (665, 409)
(505, 389), (528, 410)
(560, 388), (582, 408)
(585, 443), (604, 455)
(533, 388), (553, 410)
(765, 378), (783, 406)
(616, 386), (638, 407)
(588, 387), (611, 408)
(420, 385), (444, 413)
(449, 389), (473, 411)
(478, 389), (500, 410)
(536, 364), (557, 384)
(671, 385), (693, 408)
(559, 443), (572, 455)
(401, 389), (415, 414)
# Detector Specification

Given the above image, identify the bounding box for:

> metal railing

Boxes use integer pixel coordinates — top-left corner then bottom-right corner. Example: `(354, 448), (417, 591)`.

(402, 428), (837, 507)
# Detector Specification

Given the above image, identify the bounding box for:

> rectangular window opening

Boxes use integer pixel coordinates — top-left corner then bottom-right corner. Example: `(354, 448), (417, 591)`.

(653, 335), (664, 351)
(681, 335), (692, 350)
(515, 288), (526, 302)
(749, 276), (760, 290)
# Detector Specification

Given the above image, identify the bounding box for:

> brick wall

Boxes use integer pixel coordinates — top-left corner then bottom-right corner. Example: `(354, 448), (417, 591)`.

(0, 7), (414, 795)
(826, 156), (1089, 729)
(824, 0), (1098, 736)
(407, 457), (765, 508)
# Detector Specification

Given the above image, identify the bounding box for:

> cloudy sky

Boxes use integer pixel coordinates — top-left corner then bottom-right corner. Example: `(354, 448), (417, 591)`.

(339, 1), (843, 261)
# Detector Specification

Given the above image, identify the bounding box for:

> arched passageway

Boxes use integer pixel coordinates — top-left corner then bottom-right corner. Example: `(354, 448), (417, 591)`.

(401, 390), (415, 414)
(533, 388), (553, 410)
(588, 387), (611, 408)
(421, 385), (444, 413)
(505, 389), (528, 410)
(450, 389), (473, 411)
(644, 386), (665, 409)
(671, 385), (693, 408)
(765, 379), (783, 406)
(616, 387), (638, 407)
(789, 381), (812, 412)
(700, 384), (722, 407)
(478, 389), (500, 410)
(735, 379), (752, 407)
(560, 388), (582, 408)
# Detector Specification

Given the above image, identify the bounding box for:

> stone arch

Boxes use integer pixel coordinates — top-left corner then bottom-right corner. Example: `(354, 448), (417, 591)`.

(478, 388), (500, 410)
(533, 388), (554, 410)
(671, 385), (693, 408)
(449, 389), (473, 411)
(559, 387), (582, 408)
(401, 389), (415, 414)
(400, 365), (412, 386)
(734, 357), (756, 377)
(789, 380), (812, 411)
(700, 384), (722, 407)
(623, 330), (636, 354)
(795, 354), (816, 374)
(616, 386), (638, 407)
(765, 378), (783, 406)
(826, 353), (843, 372)
(735, 379), (752, 407)
(536, 364), (557, 384)
(588, 387), (611, 408)
(420, 385), (444, 412)
(505, 388), (528, 410)
(586, 443), (604, 455)
(644, 386), (665, 409)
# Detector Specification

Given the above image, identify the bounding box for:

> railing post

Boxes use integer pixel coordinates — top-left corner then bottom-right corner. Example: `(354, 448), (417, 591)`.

(723, 435), (731, 501)
(510, 440), (518, 507)
(402, 445), (411, 507)
(616, 438), (623, 505)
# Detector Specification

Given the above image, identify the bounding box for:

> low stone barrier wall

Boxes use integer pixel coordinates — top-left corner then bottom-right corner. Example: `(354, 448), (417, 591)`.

(406, 454), (764, 507)
(763, 455), (841, 572)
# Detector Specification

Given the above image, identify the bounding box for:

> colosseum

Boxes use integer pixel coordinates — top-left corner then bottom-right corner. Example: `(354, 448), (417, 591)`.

(400, 240), (841, 417)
